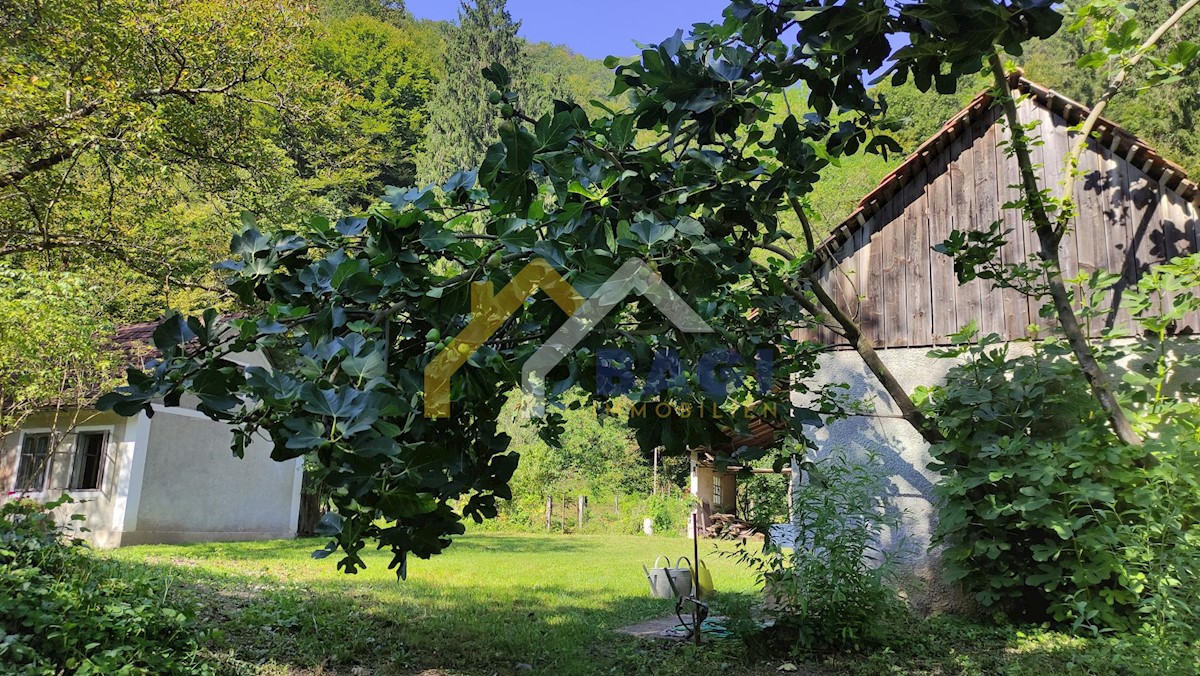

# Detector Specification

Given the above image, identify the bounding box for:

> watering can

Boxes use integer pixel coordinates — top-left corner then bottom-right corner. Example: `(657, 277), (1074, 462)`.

(694, 559), (714, 599)
(643, 556), (694, 599)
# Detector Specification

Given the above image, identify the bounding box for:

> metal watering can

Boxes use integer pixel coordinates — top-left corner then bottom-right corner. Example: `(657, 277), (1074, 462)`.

(643, 556), (694, 599)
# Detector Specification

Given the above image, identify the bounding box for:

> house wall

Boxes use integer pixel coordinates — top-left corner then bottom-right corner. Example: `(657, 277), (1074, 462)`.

(692, 460), (714, 529)
(1, 339), (300, 546)
(691, 464), (738, 519)
(122, 404), (302, 545)
(0, 437), (12, 490)
(0, 410), (139, 547)
(719, 473), (737, 512)
(807, 348), (959, 564)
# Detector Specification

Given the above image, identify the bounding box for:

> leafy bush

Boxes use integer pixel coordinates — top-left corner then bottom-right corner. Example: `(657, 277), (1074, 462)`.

(731, 448), (908, 653)
(475, 391), (700, 535)
(918, 290), (1200, 636)
(0, 497), (208, 674)
(643, 490), (695, 535)
(734, 464), (791, 528)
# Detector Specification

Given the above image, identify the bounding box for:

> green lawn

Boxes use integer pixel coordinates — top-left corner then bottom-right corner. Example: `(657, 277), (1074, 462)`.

(112, 534), (767, 675)
(109, 534), (1199, 675)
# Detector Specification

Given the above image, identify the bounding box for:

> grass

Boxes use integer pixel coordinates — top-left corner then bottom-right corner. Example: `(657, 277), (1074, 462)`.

(112, 533), (766, 675)
(108, 533), (1200, 675)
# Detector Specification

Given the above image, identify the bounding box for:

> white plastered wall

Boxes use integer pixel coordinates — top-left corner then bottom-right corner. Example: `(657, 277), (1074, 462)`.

(0, 410), (142, 547)
(804, 337), (1200, 570)
(119, 403), (302, 546)
(2, 344), (303, 547)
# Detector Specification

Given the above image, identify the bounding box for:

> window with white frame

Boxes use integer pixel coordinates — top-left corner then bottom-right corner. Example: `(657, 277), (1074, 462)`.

(14, 433), (52, 492)
(69, 431), (107, 491)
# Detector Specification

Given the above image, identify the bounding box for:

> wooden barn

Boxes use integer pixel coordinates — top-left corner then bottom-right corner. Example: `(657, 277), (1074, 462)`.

(691, 74), (1200, 561)
(793, 72), (1200, 574)
(799, 72), (1200, 347)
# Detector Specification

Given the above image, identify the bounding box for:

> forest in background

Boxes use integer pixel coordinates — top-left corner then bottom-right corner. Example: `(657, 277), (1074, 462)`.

(4, 0), (1198, 324)
(1, 0), (614, 325)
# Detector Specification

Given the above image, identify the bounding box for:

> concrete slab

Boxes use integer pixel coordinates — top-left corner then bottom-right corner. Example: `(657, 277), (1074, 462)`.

(615, 614), (728, 641)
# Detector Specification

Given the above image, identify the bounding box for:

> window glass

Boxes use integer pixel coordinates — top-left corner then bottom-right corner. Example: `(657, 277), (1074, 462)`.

(15, 434), (51, 492)
(69, 432), (107, 491)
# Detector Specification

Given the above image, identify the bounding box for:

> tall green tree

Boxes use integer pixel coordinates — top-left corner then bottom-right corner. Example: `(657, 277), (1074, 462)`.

(501, 393), (648, 500)
(0, 0), (440, 322)
(310, 14), (438, 197)
(522, 43), (617, 118)
(0, 270), (118, 439)
(0, 0), (317, 261)
(320, 0), (408, 24)
(417, 0), (526, 183)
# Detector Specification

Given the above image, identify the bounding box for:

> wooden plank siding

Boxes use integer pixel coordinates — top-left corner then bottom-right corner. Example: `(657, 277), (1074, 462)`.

(994, 100), (1031, 338)
(1161, 182), (1200, 336)
(927, 131), (958, 343)
(947, 124), (984, 339)
(904, 173), (934, 346)
(864, 215), (885, 347)
(973, 115), (1008, 339)
(798, 89), (1200, 348)
(880, 180), (910, 347)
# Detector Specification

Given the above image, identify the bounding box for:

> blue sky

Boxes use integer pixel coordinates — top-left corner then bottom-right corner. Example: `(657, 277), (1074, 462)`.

(405, 1), (732, 60)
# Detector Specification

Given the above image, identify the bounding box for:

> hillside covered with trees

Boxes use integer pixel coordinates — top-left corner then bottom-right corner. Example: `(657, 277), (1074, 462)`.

(0, 0), (612, 327)
(5, 0), (1197, 325)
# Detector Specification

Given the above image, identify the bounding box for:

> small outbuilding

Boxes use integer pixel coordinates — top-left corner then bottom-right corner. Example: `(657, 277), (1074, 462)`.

(796, 73), (1200, 569)
(0, 322), (303, 547)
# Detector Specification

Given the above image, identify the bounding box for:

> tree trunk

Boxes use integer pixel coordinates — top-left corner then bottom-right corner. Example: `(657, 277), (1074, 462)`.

(296, 469), (326, 536)
(760, 221), (945, 447)
(986, 54), (1143, 447)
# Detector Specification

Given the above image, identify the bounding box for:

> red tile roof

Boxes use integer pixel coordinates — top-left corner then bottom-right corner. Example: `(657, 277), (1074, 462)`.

(107, 320), (160, 371)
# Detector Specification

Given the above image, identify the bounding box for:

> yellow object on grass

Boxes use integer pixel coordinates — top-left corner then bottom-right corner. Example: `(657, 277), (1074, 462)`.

(696, 559), (714, 598)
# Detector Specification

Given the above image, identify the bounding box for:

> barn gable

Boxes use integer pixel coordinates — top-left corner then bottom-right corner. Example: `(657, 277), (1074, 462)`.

(799, 75), (1200, 348)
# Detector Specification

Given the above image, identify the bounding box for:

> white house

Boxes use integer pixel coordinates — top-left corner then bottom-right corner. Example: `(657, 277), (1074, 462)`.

(0, 321), (303, 547)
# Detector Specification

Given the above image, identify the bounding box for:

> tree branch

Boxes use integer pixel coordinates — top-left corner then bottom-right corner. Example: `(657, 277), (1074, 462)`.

(0, 147), (77, 188)
(0, 99), (104, 144)
(1065, 0), (1200, 184)
(987, 52), (1144, 447)
(757, 230), (944, 445)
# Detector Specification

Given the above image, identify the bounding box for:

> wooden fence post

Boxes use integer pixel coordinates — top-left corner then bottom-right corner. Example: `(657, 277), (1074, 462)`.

(577, 495), (587, 530)
(653, 448), (659, 495)
(545, 496), (553, 531)
(560, 494), (566, 532)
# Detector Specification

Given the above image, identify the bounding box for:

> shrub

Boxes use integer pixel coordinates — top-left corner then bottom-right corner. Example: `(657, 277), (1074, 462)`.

(730, 448), (908, 653)
(0, 497), (209, 674)
(917, 327), (1200, 636)
(734, 470), (790, 529)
